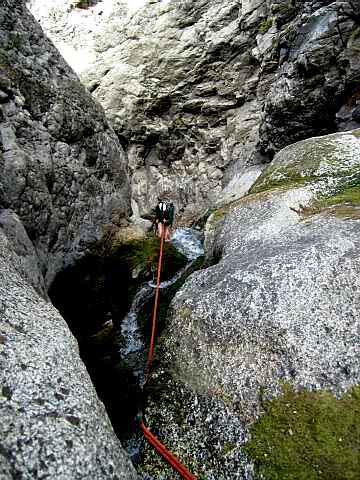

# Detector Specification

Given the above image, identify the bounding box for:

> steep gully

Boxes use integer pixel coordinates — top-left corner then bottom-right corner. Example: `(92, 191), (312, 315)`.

(48, 227), (203, 470)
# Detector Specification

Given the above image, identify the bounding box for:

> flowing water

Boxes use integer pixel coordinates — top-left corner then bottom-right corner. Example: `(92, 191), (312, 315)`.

(119, 227), (203, 461)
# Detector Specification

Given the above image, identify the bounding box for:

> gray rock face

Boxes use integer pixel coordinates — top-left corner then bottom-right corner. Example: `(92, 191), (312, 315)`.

(139, 131), (360, 478)
(28, 0), (360, 225)
(1, 0), (131, 287)
(0, 227), (137, 479)
(260, 1), (360, 153)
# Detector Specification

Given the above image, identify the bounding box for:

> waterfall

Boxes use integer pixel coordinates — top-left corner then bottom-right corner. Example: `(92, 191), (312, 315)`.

(119, 227), (203, 461)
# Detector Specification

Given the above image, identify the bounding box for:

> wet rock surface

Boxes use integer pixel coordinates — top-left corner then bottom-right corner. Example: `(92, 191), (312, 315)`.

(29, 0), (360, 224)
(138, 130), (360, 478)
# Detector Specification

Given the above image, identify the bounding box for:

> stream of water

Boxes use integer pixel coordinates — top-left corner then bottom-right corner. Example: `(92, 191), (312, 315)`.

(119, 227), (204, 461)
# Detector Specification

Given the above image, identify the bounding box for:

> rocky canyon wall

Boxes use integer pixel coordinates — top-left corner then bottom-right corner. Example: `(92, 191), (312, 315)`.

(28, 0), (360, 224)
(2, 0), (131, 288)
(0, 1), (136, 477)
(1, 1), (359, 478)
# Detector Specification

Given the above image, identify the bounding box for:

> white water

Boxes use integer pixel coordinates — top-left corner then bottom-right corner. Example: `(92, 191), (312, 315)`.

(118, 283), (153, 361)
(171, 227), (204, 260)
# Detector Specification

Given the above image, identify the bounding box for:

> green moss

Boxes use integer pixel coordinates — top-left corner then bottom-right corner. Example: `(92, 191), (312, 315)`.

(250, 171), (317, 194)
(258, 18), (273, 34)
(49, 232), (190, 450)
(249, 140), (337, 194)
(325, 185), (360, 207)
(301, 174), (360, 219)
(220, 442), (236, 457)
(250, 134), (360, 196)
(93, 234), (187, 281)
(244, 384), (360, 480)
(119, 236), (174, 276)
(193, 208), (214, 230)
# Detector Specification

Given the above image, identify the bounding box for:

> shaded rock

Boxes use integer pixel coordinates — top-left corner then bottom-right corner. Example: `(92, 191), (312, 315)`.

(260, 1), (360, 153)
(138, 130), (360, 478)
(0, 210), (46, 297)
(0, 1), (135, 477)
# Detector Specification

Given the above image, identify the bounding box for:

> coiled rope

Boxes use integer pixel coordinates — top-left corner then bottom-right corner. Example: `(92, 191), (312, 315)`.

(141, 226), (196, 480)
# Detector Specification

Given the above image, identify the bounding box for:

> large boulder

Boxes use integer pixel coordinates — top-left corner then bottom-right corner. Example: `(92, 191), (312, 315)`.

(28, 0), (360, 224)
(0, 224), (137, 479)
(260, 1), (360, 153)
(138, 130), (360, 479)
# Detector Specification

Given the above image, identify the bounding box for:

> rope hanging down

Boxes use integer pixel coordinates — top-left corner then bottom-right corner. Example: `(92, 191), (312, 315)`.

(142, 227), (196, 480)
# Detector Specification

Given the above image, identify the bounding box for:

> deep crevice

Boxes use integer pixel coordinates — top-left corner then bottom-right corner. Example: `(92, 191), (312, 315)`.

(47, 232), (200, 464)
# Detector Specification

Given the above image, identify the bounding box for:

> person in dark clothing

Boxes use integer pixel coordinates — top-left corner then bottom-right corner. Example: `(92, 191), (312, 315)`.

(154, 200), (174, 241)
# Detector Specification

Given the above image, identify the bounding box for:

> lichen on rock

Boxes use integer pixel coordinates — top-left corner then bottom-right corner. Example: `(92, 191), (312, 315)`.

(0, 0), (135, 477)
(0, 229), (137, 479)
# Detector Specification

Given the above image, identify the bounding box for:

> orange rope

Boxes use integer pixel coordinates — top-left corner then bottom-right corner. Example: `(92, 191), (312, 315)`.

(146, 223), (165, 379)
(142, 224), (197, 480)
(141, 420), (196, 480)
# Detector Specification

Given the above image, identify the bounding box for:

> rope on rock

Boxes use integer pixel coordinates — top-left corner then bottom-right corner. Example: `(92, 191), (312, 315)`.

(142, 226), (196, 480)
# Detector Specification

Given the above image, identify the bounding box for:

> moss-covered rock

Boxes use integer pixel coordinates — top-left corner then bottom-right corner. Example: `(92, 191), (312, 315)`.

(244, 384), (360, 480)
(250, 130), (360, 195)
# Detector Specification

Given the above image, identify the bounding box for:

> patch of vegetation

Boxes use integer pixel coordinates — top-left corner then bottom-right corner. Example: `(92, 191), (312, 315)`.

(114, 236), (186, 280)
(49, 234), (187, 335)
(250, 170), (316, 194)
(48, 232), (188, 449)
(244, 384), (360, 480)
(325, 185), (360, 207)
(300, 173), (360, 219)
(249, 133), (360, 196)
(253, 169), (354, 195)
(193, 208), (215, 230)
(258, 18), (273, 34)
